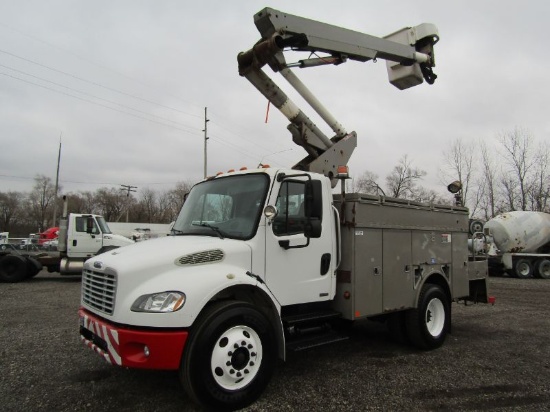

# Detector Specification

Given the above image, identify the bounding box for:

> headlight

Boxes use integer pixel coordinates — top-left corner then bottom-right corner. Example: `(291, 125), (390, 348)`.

(131, 291), (186, 313)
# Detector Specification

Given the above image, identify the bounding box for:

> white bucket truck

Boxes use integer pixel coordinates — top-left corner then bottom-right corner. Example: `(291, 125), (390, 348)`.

(79, 8), (490, 410)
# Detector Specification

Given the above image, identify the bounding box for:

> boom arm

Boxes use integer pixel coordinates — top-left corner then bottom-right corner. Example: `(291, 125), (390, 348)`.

(238, 7), (439, 184)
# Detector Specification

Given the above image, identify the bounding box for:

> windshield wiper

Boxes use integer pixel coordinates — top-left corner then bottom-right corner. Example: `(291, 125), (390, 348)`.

(171, 228), (185, 235)
(193, 222), (225, 239)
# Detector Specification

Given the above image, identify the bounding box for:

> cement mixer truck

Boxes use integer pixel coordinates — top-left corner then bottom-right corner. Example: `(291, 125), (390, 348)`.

(484, 211), (550, 279)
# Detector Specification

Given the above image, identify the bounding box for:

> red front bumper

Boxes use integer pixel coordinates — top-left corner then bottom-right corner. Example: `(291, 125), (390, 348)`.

(79, 308), (188, 370)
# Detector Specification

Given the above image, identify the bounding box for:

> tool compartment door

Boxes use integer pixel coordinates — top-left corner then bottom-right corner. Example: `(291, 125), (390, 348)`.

(353, 228), (383, 316)
(382, 230), (414, 311)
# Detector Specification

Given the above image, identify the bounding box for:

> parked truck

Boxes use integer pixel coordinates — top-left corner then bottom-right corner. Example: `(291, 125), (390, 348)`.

(106, 222), (172, 241)
(78, 8), (491, 410)
(38, 226), (59, 245)
(0, 197), (133, 282)
(484, 211), (550, 279)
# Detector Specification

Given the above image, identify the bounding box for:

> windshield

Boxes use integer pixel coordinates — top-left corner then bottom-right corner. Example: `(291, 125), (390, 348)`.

(172, 174), (269, 240)
(96, 216), (113, 234)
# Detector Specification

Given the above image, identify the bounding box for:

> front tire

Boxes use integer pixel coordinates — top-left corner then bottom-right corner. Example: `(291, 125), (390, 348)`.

(180, 300), (276, 411)
(406, 284), (450, 350)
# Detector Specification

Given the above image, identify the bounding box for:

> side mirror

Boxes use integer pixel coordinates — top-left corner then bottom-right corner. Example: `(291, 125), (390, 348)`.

(86, 217), (95, 234)
(304, 219), (322, 239)
(304, 180), (323, 219)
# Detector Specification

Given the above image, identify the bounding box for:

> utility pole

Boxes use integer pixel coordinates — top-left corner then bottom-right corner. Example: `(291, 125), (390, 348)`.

(203, 107), (209, 179)
(52, 134), (62, 226)
(120, 184), (137, 222)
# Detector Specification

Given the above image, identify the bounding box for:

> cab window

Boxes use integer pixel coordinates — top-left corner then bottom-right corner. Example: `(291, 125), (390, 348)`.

(75, 217), (99, 234)
(273, 181), (306, 236)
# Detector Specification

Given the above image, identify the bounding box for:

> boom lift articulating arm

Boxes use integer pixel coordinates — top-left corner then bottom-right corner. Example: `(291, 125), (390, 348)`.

(238, 7), (439, 185)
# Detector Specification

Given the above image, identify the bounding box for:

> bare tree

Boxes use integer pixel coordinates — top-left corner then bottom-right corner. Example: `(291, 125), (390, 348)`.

(498, 127), (534, 211)
(353, 170), (384, 195)
(95, 187), (128, 221)
(61, 192), (98, 216)
(0, 191), (24, 231)
(412, 187), (451, 205)
(27, 175), (57, 230)
(139, 188), (159, 223)
(386, 155), (426, 199)
(157, 190), (175, 223)
(167, 181), (194, 219)
(528, 141), (550, 211)
(441, 138), (479, 214)
(478, 141), (499, 219)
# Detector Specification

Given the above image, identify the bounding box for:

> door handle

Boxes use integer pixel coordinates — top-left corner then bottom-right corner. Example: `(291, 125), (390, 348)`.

(320, 253), (331, 275)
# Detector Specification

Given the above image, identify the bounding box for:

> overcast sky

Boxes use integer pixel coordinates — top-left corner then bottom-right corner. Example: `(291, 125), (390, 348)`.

(1, 0), (548, 198)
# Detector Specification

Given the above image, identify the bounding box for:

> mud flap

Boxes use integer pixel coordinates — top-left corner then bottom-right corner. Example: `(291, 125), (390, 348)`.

(467, 278), (489, 303)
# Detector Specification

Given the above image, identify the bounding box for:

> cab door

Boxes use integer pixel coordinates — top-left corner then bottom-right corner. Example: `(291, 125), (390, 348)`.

(264, 178), (334, 306)
(67, 216), (102, 258)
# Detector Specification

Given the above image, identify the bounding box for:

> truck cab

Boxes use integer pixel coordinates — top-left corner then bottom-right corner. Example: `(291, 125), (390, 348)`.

(58, 213), (134, 273)
(78, 167), (336, 406)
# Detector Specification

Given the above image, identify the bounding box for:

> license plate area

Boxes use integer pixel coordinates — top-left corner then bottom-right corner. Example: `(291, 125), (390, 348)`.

(80, 325), (108, 353)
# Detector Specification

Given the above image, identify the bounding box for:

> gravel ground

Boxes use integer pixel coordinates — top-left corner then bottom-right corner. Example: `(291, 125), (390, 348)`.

(1, 271), (550, 411)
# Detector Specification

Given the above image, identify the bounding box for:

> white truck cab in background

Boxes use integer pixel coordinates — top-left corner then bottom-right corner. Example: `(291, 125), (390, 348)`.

(57, 205), (134, 274)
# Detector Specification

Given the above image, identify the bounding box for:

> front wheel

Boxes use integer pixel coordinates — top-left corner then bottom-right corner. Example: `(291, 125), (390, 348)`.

(406, 283), (450, 350)
(180, 301), (276, 411)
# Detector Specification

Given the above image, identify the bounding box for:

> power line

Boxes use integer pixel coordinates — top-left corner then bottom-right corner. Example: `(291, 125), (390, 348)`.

(0, 72), (295, 168)
(0, 64), (199, 132)
(0, 48), (202, 119)
(0, 20), (205, 113)
(0, 173), (193, 190)
(0, 67), (293, 162)
(0, 71), (201, 135)
(0, 48), (299, 165)
(209, 109), (297, 163)
(208, 135), (285, 166)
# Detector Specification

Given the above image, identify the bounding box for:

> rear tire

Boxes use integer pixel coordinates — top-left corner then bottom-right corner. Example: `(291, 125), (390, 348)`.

(180, 301), (276, 411)
(0, 254), (29, 283)
(406, 284), (450, 350)
(25, 256), (43, 279)
(513, 259), (533, 279)
(535, 259), (550, 279)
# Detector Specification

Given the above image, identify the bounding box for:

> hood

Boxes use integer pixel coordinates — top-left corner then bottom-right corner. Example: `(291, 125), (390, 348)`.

(103, 233), (134, 247)
(86, 235), (252, 279)
(83, 235), (257, 327)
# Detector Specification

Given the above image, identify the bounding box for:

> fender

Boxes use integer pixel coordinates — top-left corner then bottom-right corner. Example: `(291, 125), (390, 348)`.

(414, 265), (452, 307)
(193, 272), (286, 361)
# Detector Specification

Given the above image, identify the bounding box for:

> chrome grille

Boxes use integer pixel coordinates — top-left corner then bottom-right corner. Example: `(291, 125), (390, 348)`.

(176, 249), (224, 266)
(81, 269), (117, 315)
